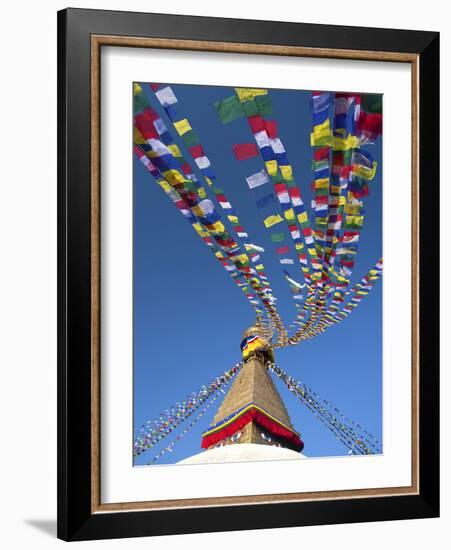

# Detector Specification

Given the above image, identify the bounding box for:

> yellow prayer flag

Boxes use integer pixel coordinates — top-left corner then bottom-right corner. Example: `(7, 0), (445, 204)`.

(297, 211), (308, 224)
(280, 164), (293, 181)
(235, 88), (267, 102)
(345, 203), (362, 215)
(265, 160), (278, 176)
(158, 180), (172, 193)
(227, 215), (239, 224)
(333, 135), (360, 151)
(284, 208), (295, 222)
(191, 205), (203, 217)
(310, 119), (333, 146)
(314, 119), (331, 133)
(346, 215), (364, 227)
(197, 188), (207, 199)
(264, 214), (284, 228)
(173, 118), (192, 136)
(314, 178), (329, 189)
(134, 127), (146, 144)
(207, 220), (226, 233)
(192, 223), (209, 237)
(168, 144), (182, 157)
(133, 83), (143, 95)
(162, 169), (185, 186)
(353, 161), (377, 180)
(233, 254), (249, 265)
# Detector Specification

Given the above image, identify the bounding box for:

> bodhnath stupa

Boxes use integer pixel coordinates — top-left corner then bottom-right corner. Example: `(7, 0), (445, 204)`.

(179, 325), (306, 464)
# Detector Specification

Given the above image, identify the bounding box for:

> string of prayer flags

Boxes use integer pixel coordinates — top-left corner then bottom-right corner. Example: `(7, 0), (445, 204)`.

(233, 88), (320, 285)
(134, 136), (265, 319)
(288, 258), (383, 343)
(134, 363), (242, 457)
(267, 362), (381, 454)
(145, 82), (290, 343)
(135, 142), (265, 317)
(136, 82), (383, 349)
(149, 389), (226, 463)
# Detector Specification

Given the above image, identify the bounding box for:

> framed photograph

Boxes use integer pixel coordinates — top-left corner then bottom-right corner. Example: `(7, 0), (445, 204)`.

(57, 8), (439, 541)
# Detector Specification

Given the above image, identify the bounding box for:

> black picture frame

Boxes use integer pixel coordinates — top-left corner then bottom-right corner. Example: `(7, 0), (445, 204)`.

(57, 7), (439, 541)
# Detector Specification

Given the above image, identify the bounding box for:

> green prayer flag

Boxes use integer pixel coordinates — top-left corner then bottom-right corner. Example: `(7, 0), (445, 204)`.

(271, 174), (284, 185)
(184, 180), (197, 193)
(215, 95), (245, 123)
(270, 232), (285, 243)
(181, 130), (200, 148)
(243, 99), (259, 117)
(255, 94), (272, 116)
(134, 92), (148, 114)
(362, 94), (382, 114)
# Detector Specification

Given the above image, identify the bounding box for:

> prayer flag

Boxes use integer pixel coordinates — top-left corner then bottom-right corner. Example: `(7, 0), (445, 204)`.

(265, 120), (278, 138)
(246, 170), (270, 189)
(276, 246), (290, 255)
(235, 88), (267, 102)
(280, 165), (293, 181)
(264, 214), (284, 228)
(255, 94), (272, 116)
(233, 143), (259, 160)
(270, 232), (285, 243)
(215, 95), (245, 124)
(255, 193), (275, 209)
(155, 86), (177, 106)
(173, 119), (192, 136)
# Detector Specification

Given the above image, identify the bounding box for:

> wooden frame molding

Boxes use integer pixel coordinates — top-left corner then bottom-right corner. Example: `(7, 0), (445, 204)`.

(90, 35), (420, 515)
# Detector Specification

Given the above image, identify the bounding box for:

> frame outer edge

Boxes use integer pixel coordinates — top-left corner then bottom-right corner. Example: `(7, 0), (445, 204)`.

(418, 32), (440, 515)
(57, 7), (440, 540)
(57, 8), (69, 541)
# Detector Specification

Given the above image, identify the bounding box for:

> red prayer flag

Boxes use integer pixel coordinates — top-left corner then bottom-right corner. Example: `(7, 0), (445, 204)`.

(264, 120), (278, 138)
(134, 111), (158, 140)
(232, 143), (259, 160)
(247, 115), (265, 134)
(276, 246), (290, 255)
(189, 144), (205, 159)
(314, 147), (330, 161)
(274, 183), (288, 195)
(180, 163), (192, 175)
(357, 112), (382, 135)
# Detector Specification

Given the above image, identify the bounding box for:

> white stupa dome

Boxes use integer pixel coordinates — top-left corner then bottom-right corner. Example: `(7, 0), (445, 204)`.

(177, 443), (306, 465)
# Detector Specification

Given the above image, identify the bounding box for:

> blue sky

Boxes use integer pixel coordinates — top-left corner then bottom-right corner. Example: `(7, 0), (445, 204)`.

(133, 83), (382, 466)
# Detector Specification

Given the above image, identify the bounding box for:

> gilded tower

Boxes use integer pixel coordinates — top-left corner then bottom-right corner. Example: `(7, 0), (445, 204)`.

(200, 325), (304, 453)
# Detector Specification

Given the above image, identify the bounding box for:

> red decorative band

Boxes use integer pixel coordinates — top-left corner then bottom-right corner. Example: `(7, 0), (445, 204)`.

(201, 407), (304, 451)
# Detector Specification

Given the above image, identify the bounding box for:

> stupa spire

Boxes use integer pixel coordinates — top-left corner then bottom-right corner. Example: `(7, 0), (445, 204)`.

(201, 325), (304, 452)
